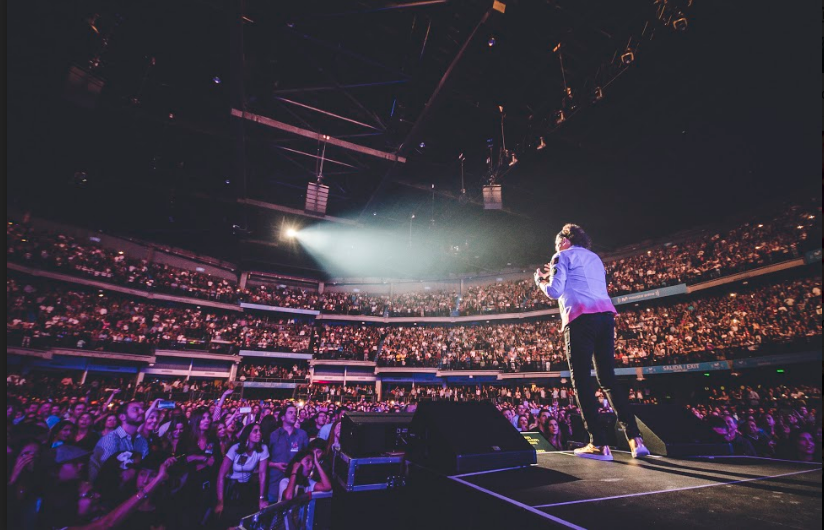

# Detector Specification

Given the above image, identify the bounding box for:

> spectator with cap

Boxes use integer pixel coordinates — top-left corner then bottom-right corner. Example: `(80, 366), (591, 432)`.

(48, 420), (78, 449)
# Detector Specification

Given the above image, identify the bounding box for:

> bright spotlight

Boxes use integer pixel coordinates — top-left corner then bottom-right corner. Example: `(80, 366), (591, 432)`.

(285, 228), (298, 239)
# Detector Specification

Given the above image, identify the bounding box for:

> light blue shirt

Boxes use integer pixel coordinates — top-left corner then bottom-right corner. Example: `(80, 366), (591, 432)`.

(540, 246), (616, 329)
(317, 422), (333, 441)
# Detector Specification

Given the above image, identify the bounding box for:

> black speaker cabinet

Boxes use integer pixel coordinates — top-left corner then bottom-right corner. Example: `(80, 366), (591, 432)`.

(406, 401), (536, 475)
(615, 404), (732, 457)
(340, 412), (413, 457)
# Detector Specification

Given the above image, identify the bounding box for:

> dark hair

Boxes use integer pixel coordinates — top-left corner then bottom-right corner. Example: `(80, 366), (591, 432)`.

(187, 408), (211, 440)
(707, 415), (727, 430)
(10, 436), (42, 455)
(259, 415), (277, 443)
(116, 401), (141, 420)
(558, 223), (592, 249)
(237, 423), (265, 454)
(789, 429), (815, 444)
(309, 438), (326, 453)
(324, 420), (342, 457)
(48, 420), (78, 445)
(285, 449), (314, 488)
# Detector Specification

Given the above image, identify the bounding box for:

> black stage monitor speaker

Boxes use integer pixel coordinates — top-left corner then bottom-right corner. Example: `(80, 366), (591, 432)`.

(615, 404), (732, 457)
(340, 412), (413, 457)
(406, 401), (536, 475)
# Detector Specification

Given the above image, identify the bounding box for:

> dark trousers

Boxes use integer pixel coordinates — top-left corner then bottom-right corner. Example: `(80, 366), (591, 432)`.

(564, 312), (641, 446)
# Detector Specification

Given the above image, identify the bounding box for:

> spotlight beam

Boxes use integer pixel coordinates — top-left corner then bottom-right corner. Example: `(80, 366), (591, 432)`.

(393, 180), (532, 219)
(237, 198), (361, 226)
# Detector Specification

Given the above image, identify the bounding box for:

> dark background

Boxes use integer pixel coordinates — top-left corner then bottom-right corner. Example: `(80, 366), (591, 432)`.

(7, 0), (821, 278)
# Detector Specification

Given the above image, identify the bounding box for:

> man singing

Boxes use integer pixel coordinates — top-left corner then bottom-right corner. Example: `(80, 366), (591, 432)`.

(534, 224), (649, 460)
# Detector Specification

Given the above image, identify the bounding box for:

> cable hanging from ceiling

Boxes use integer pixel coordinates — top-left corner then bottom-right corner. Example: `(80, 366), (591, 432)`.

(492, 0), (695, 181)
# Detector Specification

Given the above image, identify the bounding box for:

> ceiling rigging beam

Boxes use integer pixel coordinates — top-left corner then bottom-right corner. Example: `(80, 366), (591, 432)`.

(272, 79), (408, 95)
(358, 4), (497, 222)
(274, 97), (383, 131)
(230, 108), (406, 163)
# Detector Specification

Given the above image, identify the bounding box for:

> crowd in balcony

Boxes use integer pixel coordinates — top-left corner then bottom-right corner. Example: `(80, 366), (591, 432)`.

(8, 203), (820, 319)
(374, 275), (821, 369)
(605, 204), (820, 295)
(312, 324), (386, 360)
(6, 278), (314, 355)
(237, 363), (309, 381)
(8, 270), (821, 372)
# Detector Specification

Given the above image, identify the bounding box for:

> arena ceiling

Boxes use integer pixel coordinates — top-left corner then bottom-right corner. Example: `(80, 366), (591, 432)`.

(7, 1), (819, 279)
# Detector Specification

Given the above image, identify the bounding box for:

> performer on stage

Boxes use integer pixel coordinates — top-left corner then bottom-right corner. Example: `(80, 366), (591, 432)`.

(534, 224), (649, 461)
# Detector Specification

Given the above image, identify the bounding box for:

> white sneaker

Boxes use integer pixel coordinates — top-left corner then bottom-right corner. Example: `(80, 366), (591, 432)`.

(629, 437), (650, 458)
(573, 443), (614, 461)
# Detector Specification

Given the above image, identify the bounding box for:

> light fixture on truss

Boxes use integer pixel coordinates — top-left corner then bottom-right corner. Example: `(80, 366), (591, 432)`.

(305, 138), (330, 215)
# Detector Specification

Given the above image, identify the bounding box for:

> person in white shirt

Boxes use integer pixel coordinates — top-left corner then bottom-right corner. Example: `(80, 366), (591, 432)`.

(215, 423), (269, 526)
(535, 224), (649, 461)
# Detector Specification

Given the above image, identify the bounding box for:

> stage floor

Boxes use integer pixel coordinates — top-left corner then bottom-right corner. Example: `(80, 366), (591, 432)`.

(448, 452), (822, 529)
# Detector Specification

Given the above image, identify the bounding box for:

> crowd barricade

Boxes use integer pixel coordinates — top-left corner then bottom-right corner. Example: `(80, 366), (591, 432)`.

(239, 491), (332, 530)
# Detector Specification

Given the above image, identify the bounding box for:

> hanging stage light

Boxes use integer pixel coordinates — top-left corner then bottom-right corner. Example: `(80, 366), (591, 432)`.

(306, 139), (330, 215)
(553, 110), (565, 126)
(482, 184), (503, 210)
(621, 50), (635, 65)
(305, 182), (329, 215)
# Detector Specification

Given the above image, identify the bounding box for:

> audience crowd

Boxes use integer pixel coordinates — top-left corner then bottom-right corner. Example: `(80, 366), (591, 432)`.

(313, 324), (386, 360)
(8, 272), (821, 373)
(237, 364), (308, 382)
(7, 278), (313, 355)
(7, 371), (820, 528)
(374, 275), (821, 369)
(605, 204), (820, 295)
(8, 203), (820, 317)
